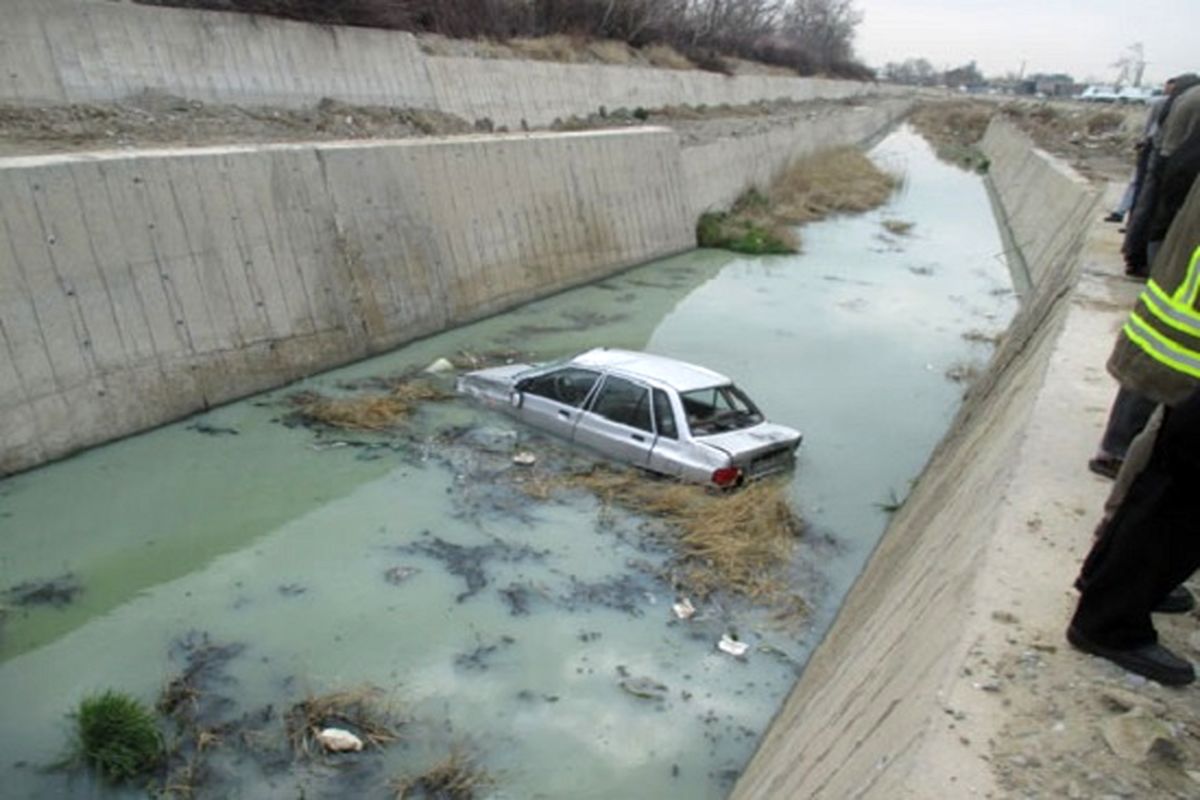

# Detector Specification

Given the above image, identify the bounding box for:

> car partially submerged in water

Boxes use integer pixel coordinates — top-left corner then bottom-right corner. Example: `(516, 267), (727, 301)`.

(456, 348), (802, 487)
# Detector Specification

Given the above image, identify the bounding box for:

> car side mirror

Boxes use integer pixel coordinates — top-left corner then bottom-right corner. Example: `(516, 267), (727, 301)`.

(510, 391), (524, 409)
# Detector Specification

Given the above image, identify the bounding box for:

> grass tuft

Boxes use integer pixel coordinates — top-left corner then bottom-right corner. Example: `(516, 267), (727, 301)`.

(72, 690), (163, 782)
(391, 746), (494, 800)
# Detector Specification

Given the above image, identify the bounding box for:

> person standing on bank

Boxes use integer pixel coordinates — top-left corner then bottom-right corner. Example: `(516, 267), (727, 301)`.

(1069, 176), (1200, 686)
(1088, 77), (1200, 479)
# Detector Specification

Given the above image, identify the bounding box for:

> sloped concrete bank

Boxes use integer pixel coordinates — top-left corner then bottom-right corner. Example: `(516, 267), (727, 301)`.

(0, 98), (907, 476)
(3, 0), (896, 126)
(733, 119), (1100, 797)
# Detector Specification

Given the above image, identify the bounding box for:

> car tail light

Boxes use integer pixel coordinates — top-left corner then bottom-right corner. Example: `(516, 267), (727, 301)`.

(711, 466), (742, 488)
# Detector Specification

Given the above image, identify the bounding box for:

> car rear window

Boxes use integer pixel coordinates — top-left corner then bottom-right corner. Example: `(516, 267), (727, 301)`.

(680, 385), (762, 435)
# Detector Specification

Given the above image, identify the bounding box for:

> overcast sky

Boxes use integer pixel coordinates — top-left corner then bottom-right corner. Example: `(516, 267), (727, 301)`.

(852, 0), (1193, 85)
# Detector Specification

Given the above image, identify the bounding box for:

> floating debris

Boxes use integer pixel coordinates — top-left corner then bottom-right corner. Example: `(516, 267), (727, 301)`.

(619, 675), (669, 701)
(424, 357), (456, 374)
(512, 451), (537, 466)
(718, 634), (750, 657)
(285, 686), (399, 758)
(672, 597), (697, 620)
(316, 727), (363, 753)
(882, 219), (915, 236)
(383, 566), (421, 585)
(186, 421), (240, 436)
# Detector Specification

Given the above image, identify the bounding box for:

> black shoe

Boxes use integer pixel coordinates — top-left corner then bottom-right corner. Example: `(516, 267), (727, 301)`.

(1067, 626), (1195, 686)
(1104, 212), (1124, 223)
(1088, 456), (1122, 479)
(1154, 585), (1196, 614)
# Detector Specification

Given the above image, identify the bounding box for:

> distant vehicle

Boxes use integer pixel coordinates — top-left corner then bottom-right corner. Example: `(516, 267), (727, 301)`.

(457, 348), (803, 488)
(1115, 86), (1157, 104)
(1079, 85), (1119, 103)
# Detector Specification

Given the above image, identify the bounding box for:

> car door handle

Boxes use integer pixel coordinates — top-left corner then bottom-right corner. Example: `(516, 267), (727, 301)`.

(631, 433), (646, 442)
(558, 410), (572, 419)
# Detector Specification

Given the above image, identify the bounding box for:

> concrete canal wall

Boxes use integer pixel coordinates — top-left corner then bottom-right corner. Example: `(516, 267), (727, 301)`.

(2, 0), (892, 127)
(732, 119), (1101, 798)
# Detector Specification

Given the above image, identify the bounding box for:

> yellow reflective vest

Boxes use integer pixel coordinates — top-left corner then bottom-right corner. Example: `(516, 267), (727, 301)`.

(1109, 178), (1200, 405)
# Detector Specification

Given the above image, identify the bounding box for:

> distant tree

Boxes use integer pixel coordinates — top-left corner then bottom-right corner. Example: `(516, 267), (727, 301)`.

(779, 0), (861, 67)
(942, 61), (983, 89)
(882, 58), (936, 85)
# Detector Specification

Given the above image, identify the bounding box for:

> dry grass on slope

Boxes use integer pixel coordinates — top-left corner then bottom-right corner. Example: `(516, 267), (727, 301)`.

(698, 147), (900, 255)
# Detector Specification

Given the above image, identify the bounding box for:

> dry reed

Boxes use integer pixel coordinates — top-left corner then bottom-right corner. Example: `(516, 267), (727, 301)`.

(391, 746), (493, 800)
(289, 382), (449, 431)
(770, 147), (900, 224)
(559, 469), (803, 602)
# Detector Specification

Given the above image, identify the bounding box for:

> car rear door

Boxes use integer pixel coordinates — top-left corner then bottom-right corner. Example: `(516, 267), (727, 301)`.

(573, 374), (656, 467)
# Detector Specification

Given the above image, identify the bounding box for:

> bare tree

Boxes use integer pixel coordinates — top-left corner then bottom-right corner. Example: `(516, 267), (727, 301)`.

(780, 0), (861, 68)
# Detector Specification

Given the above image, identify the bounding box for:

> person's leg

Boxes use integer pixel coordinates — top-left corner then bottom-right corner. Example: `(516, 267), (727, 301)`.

(1102, 405), (1163, 519)
(1074, 392), (1200, 650)
(1096, 387), (1157, 462)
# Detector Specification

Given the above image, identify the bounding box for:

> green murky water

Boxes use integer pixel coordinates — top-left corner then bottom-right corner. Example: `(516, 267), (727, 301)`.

(0, 128), (1015, 799)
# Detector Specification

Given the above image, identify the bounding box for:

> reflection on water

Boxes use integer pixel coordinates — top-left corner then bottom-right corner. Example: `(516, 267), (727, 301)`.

(0, 128), (1014, 799)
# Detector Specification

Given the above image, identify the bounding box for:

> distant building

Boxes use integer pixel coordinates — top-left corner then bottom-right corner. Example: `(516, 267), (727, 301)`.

(1029, 73), (1078, 97)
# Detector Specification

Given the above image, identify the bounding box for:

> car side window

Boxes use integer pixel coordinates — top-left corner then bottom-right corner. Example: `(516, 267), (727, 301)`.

(652, 389), (678, 440)
(521, 368), (600, 407)
(591, 376), (652, 432)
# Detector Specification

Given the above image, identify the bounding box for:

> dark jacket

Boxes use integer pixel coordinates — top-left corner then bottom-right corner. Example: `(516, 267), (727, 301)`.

(1109, 176), (1200, 405)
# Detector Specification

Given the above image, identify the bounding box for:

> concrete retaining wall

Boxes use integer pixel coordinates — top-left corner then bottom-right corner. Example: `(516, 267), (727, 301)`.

(0, 129), (693, 474)
(681, 100), (908, 218)
(2, 0), (891, 127)
(732, 119), (1100, 797)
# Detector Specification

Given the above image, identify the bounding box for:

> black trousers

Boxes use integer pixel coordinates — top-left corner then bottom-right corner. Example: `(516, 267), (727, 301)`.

(1072, 390), (1200, 649)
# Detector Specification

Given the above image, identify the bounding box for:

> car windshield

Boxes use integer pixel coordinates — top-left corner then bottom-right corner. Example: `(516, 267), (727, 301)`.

(679, 384), (763, 435)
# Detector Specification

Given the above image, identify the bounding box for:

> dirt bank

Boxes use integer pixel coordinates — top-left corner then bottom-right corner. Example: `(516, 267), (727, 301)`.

(0, 93), (885, 157)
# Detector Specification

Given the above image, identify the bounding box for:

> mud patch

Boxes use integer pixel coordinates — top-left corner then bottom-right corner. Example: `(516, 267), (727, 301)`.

(454, 635), (517, 672)
(4, 573), (83, 608)
(395, 533), (549, 602)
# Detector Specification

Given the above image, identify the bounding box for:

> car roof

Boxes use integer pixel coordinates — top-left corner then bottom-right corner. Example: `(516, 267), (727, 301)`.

(569, 348), (730, 392)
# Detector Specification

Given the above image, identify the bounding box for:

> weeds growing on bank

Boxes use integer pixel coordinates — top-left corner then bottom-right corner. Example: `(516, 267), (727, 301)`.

(908, 100), (993, 172)
(698, 148), (900, 255)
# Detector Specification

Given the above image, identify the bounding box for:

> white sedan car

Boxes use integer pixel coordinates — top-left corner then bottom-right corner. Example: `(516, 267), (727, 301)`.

(457, 348), (802, 487)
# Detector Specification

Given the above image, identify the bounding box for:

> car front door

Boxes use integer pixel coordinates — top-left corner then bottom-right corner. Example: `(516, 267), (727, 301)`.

(573, 374), (656, 467)
(515, 367), (601, 440)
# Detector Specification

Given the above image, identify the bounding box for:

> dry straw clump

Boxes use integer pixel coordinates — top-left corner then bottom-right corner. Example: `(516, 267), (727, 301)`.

(698, 147), (900, 255)
(289, 382), (449, 432)
(561, 469), (803, 602)
(285, 686), (400, 758)
(770, 147), (901, 224)
(391, 747), (494, 800)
